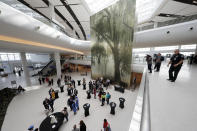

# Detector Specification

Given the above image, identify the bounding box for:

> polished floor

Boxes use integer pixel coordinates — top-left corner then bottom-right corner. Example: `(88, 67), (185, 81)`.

(1, 72), (138, 131)
(0, 70), (40, 90)
(149, 63), (197, 131)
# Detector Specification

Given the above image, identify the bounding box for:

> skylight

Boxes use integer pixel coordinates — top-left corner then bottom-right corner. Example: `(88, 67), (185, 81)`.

(84, 0), (165, 24)
(84, 0), (119, 15)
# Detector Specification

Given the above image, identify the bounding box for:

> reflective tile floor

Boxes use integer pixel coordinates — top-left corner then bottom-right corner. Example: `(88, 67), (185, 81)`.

(1, 72), (138, 131)
(149, 63), (197, 131)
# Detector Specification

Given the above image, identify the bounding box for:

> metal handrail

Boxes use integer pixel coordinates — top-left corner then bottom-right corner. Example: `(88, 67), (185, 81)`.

(129, 68), (151, 131)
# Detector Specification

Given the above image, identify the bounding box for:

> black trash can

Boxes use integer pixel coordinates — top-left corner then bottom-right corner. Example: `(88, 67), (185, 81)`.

(83, 103), (90, 117)
(77, 80), (81, 86)
(119, 97), (125, 109)
(110, 102), (116, 115)
(55, 90), (59, 99)
(83, 83), (86, 90)
(60, 85), (64, 93)
(87, 90), (91, 99)
(67, 88), (73, 96)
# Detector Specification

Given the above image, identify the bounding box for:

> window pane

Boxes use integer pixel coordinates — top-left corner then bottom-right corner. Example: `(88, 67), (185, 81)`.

(8, 54), (15, 61)
(154, 46), (178, 51)
(14, 54), (20, 60)
(133, 48), (150, 52)
(181, 44), (196, 49)
(26, 54), (31, 60)
(1, 55), (8, 61)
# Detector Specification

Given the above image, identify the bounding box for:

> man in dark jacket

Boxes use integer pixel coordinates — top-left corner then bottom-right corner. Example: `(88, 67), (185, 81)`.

(167, 49), (184, 82)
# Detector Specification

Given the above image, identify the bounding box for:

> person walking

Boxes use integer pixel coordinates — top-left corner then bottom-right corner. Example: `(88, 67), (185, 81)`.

(72, 79), (76, 88)
(51, 78), (54, 86)
(154, 53), (163, 72)
(75, 96), (79, 110)
(93, 87), (96, 99)
(57, 78), (61, 87)
(62, 107), (69, 121)
(38, 77), (42, 85)
(79, 120), (86, 131)
(101, 93), (106, 106)
(103, 119), (111, 131)
(42, 77), (45, 84)
(106, 92), (111, 105)
(43, 98), (49, 110)
(167, 49), (184, 82)
(51, 90), (56, 100)
(72, 124), (80, 131)
(67, 97), (74, 111)
(49, 98), (54, 112)
(146, 55), (152, 73)
(72, 101), (77, 115)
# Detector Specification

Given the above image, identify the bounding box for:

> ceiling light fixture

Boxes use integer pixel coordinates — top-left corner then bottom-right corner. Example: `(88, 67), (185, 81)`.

(189, 27), (194, 31)
(193, 1), (197, 4)
(56, 35), (60, 38)
(0, 35), (84, 54)
(35, 26), (40, 31)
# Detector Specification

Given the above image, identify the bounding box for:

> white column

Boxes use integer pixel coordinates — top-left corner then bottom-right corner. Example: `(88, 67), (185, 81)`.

(150, 47), (155, 57)
(154, 22), (158, 28)
(54, 52), (61, 78)
(75, 54), (78, 60)
(20, 52), (31, 87)
(178, 45), (181, 51)
(195, 44), (197, 55)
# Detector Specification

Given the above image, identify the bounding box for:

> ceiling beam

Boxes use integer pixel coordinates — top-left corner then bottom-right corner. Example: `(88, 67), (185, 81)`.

(60, 0), (87, 40)
(16, 0), (68, 35)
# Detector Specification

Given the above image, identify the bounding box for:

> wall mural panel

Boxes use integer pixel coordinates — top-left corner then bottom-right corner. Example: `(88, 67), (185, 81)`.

(91, 0), (136, 87)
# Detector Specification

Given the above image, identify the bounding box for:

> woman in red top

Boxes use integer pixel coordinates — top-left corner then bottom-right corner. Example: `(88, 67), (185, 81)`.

(103, 119), (108, 131)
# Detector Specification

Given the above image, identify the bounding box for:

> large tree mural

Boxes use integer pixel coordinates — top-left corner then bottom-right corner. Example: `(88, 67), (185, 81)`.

(91, 0), (136, 87)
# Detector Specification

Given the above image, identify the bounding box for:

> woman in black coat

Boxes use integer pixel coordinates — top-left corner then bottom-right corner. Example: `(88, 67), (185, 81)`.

(79, 120), (86, 131)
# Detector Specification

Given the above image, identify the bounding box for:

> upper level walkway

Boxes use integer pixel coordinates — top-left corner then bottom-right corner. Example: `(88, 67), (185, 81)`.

(149, 63), (197, 131)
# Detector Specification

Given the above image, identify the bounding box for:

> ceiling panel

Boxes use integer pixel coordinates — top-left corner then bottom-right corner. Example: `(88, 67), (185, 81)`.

(53, 0), (63, 6)
(24, 0), (47, 7)
(177, 5), (197, 16)
(56, 6), (75, 22)
(80, 21), (90, 30)
(159, 1), (189, 15)
(70, 5), (90, 21)
(153, 16), (176, 22)
(69, 21), (81, 32)
(37, 8), (51, 18)
(66, 0), (81, 4)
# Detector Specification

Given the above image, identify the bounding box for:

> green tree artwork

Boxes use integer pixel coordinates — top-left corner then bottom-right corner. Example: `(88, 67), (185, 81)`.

(91, 0), (136, 87)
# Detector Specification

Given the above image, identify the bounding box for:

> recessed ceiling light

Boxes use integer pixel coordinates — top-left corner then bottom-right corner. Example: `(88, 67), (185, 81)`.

(35, 26), (40, 31)
(193, 1), (197, 4)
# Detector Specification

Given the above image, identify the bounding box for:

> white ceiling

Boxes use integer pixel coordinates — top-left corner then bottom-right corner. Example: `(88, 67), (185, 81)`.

(0, 2), (90, 54)
(152, 0), (197, 22)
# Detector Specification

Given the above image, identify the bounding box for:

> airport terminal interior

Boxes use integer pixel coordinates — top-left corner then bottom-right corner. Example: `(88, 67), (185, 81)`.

(0, 0), (197, 131)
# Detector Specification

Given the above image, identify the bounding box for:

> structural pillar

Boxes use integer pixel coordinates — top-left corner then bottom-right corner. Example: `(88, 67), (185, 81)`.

(20, 52), (31, 87)
(75, 54), (78, 60)
(54, 52), (61, 78)
(178, 45), (181, 51)
(154, 22), (158, 28)
(195, 44), (197, 55)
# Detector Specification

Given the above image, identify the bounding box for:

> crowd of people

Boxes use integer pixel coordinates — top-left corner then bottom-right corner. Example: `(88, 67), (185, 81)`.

(38, 77), (54, 86)
(146, 49), (185, 82)
(33, 73), (113, 131)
